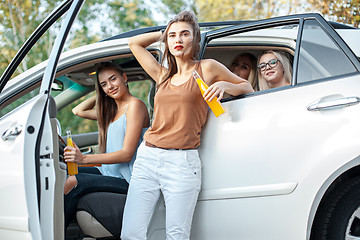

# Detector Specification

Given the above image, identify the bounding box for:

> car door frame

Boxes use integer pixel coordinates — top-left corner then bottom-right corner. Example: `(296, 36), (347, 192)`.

(0, 0), (85, 239)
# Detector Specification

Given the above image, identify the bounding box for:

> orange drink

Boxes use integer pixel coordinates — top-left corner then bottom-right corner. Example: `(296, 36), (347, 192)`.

(193, 70), (225, 117)
(66, 130), (78, 175)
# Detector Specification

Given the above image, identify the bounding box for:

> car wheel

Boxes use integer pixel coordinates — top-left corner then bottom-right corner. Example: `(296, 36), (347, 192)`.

(310, 177), (360, 240)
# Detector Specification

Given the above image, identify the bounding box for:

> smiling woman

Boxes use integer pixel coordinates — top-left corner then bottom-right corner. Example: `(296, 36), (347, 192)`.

(63, 62), (150, 229)
(257, 50), (292, 90)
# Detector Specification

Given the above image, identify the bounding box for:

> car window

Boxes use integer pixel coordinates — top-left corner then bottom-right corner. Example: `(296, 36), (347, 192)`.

(203, 24), (298, 93)
(297, 19), (358, 83)
(55, 78), (152, 136)
(0, 86), (40, 118)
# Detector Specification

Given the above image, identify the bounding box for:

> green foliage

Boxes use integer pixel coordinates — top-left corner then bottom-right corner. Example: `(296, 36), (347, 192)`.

(159, 0), (197, 17)
(128, 80), (151, 108)
(108, 0), (156, 32)
(58, 95), (98, 135)
(307, 0), (360, 27)
(196, 0), (253, 21)
(0, 0), (62, 77)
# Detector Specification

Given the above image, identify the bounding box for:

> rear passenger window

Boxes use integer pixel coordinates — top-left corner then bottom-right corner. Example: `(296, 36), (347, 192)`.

(202, 24), (298, 93)
(297, 19), (357, 83)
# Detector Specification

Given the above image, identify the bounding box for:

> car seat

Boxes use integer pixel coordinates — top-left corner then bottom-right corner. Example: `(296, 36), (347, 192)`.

(76, 192), (127, 239)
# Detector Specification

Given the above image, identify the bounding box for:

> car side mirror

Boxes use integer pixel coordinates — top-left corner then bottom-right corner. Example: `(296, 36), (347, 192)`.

(51, 79), (64, 91)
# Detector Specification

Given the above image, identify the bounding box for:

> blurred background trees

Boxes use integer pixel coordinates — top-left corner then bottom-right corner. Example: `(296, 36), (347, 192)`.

(0, 0), (359, 133)
(1, 0), (359, 77)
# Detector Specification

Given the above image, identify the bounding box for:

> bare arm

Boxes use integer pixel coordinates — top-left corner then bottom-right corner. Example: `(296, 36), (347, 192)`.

(72, 95), (97, 120)
(201, 59), (254, 101)
(128, 31), (166, 83)
(64, 98), (149, 164)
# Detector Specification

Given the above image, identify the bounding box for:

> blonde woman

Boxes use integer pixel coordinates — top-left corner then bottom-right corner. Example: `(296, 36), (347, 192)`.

(257, 50), (292, 91)
(230, 52), (258, 91)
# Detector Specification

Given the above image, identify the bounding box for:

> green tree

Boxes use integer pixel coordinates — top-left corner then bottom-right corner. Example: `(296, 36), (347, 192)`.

(307, 0), (360, 27)
(194, 0), (300, 22)
(66, 0), (105, 49)
(107, 0), (156, 32)
(157, 0), (196, 20)
(0, 0), (62, 76)
(196, 0), (253, 21)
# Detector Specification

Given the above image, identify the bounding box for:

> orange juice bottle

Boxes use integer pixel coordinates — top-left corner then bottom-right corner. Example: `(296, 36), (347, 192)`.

(66, 130), (78, 175)
(193, 70), (225, 117)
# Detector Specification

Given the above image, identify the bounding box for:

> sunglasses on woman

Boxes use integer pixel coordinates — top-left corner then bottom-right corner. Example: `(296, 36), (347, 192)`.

(257, 59), (280, 71)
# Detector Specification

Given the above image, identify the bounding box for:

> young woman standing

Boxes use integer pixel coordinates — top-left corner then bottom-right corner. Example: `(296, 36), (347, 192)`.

(121, 11), (254, 240)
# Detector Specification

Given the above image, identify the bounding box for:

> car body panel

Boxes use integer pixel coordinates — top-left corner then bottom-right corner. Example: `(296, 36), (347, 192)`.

(195, 74), (360, 240)
(0, 94), (46, 239)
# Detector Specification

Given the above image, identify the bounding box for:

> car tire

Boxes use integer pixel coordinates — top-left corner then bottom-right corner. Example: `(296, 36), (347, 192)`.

(310, 177), (360, 240)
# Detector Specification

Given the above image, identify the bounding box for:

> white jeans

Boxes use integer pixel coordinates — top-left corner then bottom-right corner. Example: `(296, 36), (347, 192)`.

(121, 142), (202, 240)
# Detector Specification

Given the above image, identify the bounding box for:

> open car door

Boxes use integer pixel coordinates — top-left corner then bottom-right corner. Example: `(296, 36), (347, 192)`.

(0, 0), (84, 239)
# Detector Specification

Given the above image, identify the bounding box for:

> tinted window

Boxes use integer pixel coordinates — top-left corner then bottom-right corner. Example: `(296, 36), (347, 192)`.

(0, 86), (40, 118)
(297, 19), (357, 83)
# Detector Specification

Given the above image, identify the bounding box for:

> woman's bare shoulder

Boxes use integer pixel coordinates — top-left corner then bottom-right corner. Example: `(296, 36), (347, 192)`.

(200, 59), (220, 69)
(128, 97), (147, 109)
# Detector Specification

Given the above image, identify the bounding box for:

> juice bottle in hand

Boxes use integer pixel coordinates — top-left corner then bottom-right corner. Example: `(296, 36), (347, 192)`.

(193, 70), (225, 117)
(66, 130), (78, 175)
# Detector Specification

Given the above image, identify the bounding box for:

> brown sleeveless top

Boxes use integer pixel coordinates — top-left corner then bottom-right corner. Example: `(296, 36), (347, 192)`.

(144, 62), (208, 149)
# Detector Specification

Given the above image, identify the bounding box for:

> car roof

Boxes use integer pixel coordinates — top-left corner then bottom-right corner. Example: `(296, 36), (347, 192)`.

(102, 17), (356, 42)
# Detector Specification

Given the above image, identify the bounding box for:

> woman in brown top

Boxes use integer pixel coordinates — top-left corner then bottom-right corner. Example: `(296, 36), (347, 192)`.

(121, 11), (254, 240)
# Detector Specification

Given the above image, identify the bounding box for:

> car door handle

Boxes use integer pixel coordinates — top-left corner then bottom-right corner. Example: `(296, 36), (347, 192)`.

(307, 97), (360, 111)
(2, 125), (23, 141)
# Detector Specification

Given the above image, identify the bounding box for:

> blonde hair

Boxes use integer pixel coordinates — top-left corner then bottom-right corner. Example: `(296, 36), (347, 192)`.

(257, 50), (292, 91)
(232, 53), (258, 91)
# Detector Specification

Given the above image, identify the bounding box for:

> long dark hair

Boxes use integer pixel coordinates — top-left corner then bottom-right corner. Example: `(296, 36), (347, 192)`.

(95, 62), (125, 153)
(159, 11), (201, 84)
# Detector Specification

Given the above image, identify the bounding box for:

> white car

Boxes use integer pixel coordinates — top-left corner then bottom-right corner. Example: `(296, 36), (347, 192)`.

(1, 0), (360, 239)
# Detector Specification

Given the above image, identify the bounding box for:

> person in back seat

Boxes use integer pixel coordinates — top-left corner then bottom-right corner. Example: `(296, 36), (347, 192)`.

(63, 62), (149, 229)
(257, 50), (292, 90)
(230, 53), (258, 91)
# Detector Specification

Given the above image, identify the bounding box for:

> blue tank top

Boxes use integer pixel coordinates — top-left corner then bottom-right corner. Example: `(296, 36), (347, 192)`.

(96, 109), (147, 183)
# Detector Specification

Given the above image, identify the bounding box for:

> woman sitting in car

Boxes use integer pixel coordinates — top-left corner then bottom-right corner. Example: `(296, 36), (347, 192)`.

(62, 62), (149, 229)
(257, 50), (292, 90)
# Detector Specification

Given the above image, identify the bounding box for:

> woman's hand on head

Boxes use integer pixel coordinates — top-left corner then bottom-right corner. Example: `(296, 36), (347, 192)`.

(63, 142), (86, 165)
